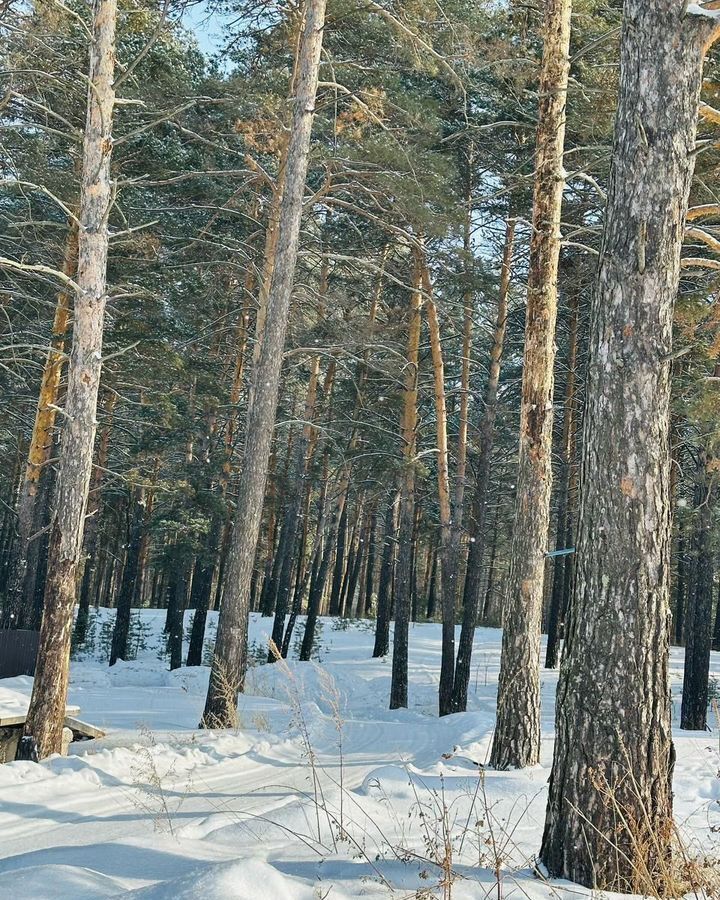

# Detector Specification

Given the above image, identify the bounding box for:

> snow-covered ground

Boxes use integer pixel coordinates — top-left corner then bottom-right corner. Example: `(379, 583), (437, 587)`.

(0, 610), (718, 899)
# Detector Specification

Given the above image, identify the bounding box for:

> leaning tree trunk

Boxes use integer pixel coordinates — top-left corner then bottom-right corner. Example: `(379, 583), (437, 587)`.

(282, 472), (324, 657)
(19, 0), (116, 761)
(540, 3), (718, 889)
(389, 264), (422, 710)
(328, 495), (349, 616)
(452, 215), (514, 714)
(201, 0), (326, 728)
(680, 451), (715, 731)
(489, 0), (571, 770)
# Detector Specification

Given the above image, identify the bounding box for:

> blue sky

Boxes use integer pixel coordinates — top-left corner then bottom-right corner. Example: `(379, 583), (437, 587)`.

(182, 3), (229, 56)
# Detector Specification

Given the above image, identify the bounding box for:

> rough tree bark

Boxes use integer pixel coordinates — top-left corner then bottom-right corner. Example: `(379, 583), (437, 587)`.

(490, 0), (571, 769)
(20, 0), (117, 760)
(201, 0), (326, 727)
(541, 3), (719, 888)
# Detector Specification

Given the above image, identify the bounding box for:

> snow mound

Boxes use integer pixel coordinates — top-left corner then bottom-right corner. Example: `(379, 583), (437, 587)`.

(127, 858), (315, 899)
(0, 864), (128, 898)
(245, 659), (348, 712)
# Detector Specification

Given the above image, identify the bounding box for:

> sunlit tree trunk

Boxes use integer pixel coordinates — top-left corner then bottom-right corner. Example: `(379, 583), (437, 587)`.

(4, 223), (78, 629)
(389, 263), (422, 710)
(421, 254), (455, 716)
(490, 0), (571, 769)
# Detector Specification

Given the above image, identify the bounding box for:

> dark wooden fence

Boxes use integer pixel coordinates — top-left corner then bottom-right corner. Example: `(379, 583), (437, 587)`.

(0, 630), (39, 678)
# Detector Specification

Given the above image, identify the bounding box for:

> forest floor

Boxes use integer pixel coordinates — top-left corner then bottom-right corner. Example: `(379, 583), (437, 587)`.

(0, 611), (718, 899)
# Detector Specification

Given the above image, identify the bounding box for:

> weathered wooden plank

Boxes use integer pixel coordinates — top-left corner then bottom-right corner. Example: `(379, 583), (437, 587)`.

(63, 716), (105, 740)
(0, 706), (80, 727)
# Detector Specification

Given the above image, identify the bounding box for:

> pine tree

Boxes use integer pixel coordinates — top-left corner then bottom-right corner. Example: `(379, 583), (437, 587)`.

(490, 0), (572, 770)
(541, 2), (720, 887)
(202, 0), (327, 727)
(20, 0), (118, 760)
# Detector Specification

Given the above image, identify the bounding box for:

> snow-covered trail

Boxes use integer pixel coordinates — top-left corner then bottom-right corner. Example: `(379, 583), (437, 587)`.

(0, 612), (718, 899)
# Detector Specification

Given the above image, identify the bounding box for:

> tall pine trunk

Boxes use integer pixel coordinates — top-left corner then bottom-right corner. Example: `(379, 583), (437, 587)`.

(109, 488), (145, 666)
(544, 290), (579, 669)
(541, 3), (718, 888)
(201, 0), (326, 727)
(372, 494), (398, 658)
(270, 354), (320, 657)
(490, 0), (571, 769)
(447, 140), (475, 593)
(75, 388), (116, 643)
(421, 254), (456, 717)
(451, 217), (514, 714)
(680, 451), (715, 731)
(20, 0), (117, 760)
(389, 264), (422, 710)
